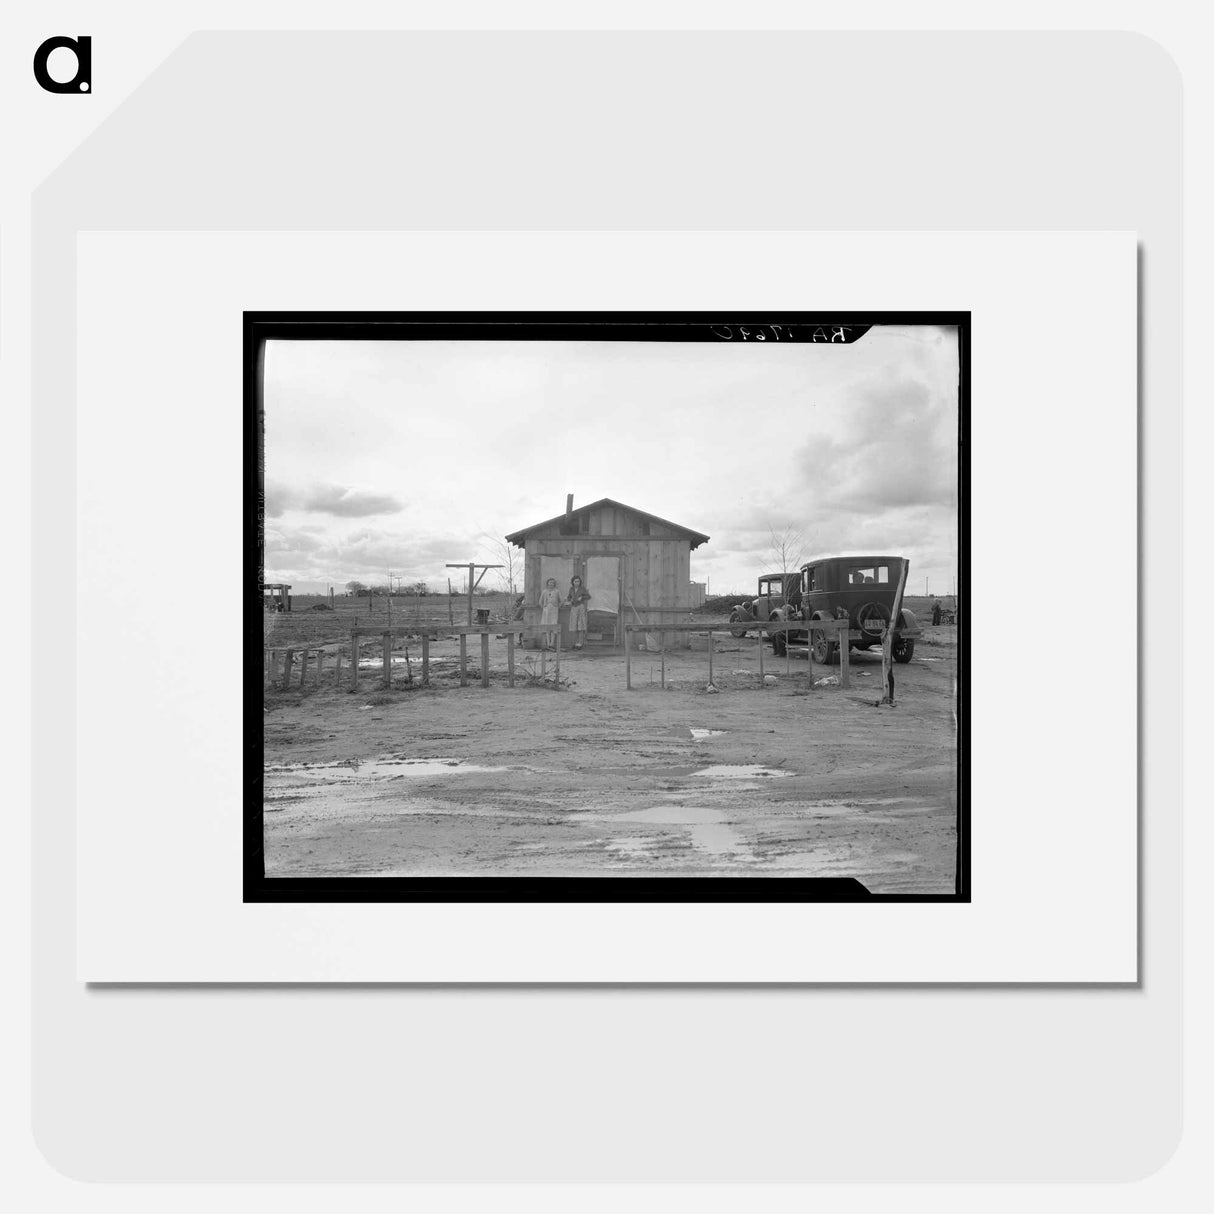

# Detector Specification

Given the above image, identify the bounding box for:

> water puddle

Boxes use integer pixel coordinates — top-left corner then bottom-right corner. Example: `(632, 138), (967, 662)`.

(689, 728), (727, 740)
(692, 764), (792, 780)
(615, 805), (749, 858)
(265, 756), (506, 779)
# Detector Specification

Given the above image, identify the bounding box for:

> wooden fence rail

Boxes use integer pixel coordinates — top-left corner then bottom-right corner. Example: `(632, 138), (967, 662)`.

(623, 618), (853, 691)
(349, 624), (529, 691)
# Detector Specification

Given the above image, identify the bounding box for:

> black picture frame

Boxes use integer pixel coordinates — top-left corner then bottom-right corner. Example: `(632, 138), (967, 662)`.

(246, 311), (970, 904)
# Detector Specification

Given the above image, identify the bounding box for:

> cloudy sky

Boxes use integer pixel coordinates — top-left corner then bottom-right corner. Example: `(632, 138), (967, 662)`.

(263, 326), (960, 597)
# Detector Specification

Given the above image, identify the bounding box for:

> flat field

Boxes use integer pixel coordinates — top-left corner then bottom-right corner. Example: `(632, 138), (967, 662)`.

(261, 610), (960, 893)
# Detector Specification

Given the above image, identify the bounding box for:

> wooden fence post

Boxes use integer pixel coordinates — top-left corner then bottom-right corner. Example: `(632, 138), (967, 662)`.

(708, 629), (714, 685)
(839, 627), (850, 689)
(507, 632), (515, 687)
(316, 650), (324, 687)
(881, 559), (910, 704)
(382, 633), (392, 688)
(421, 634), (430, 686)
(335, 653), (343, 689)
(282, 649), (294, 691)
(625, 626), (632, 690)
(758, 630), (765, 680)
(554, 628), (561, 682)
(481, 630), (490, 688)
(459, 634), (468, 686)
(660, 633), (666, 689)
(351, 630), (359, 691)
(299, 648), (310, 690)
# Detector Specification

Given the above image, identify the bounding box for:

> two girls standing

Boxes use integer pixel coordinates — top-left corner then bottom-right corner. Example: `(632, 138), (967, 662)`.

(537, 574), (592, 650)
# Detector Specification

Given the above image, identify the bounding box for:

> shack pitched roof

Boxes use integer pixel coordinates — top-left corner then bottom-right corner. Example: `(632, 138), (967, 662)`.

(505, 498), (710, 550)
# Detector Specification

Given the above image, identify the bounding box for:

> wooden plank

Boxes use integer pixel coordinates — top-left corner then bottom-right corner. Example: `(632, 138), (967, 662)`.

(268, 650), (279, 686)
(839, 633), (850, 689)
(507, 633), (515, 687)
(421, 634), (430, 686)
(624, 622), (632, 690)
(554, 627), (561, 682)
(299, 649), (309, 689)
(481, 631), (490, 688)
(459, 635), (468, 686)
(316, 650), (324, 687)
(382, 633), (392, 688)
(335, 653), (343, 688)
(660, 635), (665, 689)
(351, 631), (359, 691)
(758, 630), (765, 679)
(282, 649), (294, 691)
(707, 628), (714, 685)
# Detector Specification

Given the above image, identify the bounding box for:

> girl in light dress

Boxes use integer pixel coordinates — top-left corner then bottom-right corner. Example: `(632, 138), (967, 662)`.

(566, 575), (591, 649)
(538, 577), (562, 650)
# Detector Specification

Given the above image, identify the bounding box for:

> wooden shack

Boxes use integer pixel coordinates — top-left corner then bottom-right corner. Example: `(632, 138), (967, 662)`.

(505, 497), (710, 649)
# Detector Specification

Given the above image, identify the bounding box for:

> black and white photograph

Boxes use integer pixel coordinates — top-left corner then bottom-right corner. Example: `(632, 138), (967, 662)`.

(249, 313), (968, 900)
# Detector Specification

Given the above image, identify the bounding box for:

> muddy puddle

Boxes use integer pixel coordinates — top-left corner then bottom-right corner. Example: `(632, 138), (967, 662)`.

(689, 728), (727, 740)
(692, 764), (792, 779)
(572, 804), (751, 861)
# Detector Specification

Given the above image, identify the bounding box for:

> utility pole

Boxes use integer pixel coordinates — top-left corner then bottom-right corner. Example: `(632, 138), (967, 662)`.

(446, 561), (504, 626)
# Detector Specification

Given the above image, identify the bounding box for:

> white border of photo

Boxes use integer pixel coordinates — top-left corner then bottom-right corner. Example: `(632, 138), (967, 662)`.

(73, 230), (1136, 982)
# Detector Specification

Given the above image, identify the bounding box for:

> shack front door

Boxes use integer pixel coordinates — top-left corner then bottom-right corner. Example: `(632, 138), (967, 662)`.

(584, 556), (621, 646)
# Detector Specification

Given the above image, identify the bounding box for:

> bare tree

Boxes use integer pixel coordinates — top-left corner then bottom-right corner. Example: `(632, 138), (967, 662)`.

(767, 525), (807, 593)
(479, 530), (522, 598)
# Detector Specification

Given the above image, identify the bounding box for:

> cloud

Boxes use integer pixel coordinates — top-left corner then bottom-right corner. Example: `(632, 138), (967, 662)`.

(265, 480), (404, 518)
(795, 369), (957, 516)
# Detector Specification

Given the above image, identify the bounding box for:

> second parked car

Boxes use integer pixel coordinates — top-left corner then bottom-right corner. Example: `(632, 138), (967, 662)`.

(767, 555), (920, 663)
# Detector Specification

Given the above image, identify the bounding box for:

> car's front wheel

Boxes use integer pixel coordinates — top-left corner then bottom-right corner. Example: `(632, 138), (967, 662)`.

(728, 609), (748, 639)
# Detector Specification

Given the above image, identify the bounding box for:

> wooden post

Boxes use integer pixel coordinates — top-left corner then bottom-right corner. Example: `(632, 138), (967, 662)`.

(839, 626), (850, 689)
(335, 653), (343, 689)
(269, 650), (279, 686)
(329, 586), (334, 610)
(351, 630), (359, 691)
(459, 634), (468, 686)
(315, 651), (324, 687)
(481, 630), (490, 688)
(708, 629), (714, 685)
(554, 627), (561, 682)
(382, 633), (392, 688)
(282, 649), (294, 691)
(807, 624), (814, 689)
(785, 624), (791, 676)
(448, 578), (454, 625)
(299, 648), (310, 689)
(881, 559), (910, 705)
(758, 629), (765, 680)
(421, 634), (430, 686)
(387, 594), (392, 626)
(625, 625), (632, 690)
(507, 632), (515, 687)
(540, 645), (546, 679)
(467, 562), (474, 628)
(660, 634), (666, 689)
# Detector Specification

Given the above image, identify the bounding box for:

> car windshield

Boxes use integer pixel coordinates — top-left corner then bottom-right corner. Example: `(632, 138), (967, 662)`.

(846, 565), (889, 586)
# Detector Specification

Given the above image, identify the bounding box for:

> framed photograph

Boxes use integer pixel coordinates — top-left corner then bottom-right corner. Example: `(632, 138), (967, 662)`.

(248, 311), (969, 903)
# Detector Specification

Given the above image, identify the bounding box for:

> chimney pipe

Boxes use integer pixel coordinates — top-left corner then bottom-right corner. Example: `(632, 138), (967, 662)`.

(565, 493), (574, 528)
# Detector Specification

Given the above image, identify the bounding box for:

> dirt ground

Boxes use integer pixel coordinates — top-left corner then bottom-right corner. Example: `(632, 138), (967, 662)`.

(262, 623), (959, 893)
